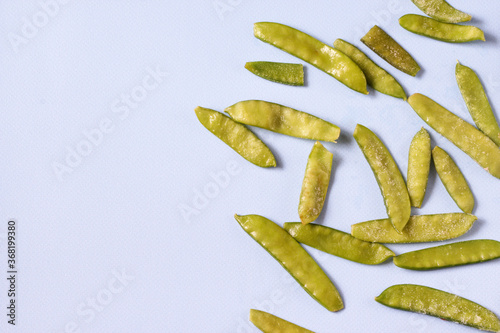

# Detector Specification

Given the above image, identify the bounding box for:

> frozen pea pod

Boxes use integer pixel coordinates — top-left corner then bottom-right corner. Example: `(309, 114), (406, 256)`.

(284, 223), (394, 265)
(361, 25), (420, 77)
(245, 61), (304, 86)
(353, 124), (411, 233)
(235, 214), (343, 312)
(298, 142), (333, 224)
(394, 239), (500, 270)
(225, 100), (340, 142)
(399, 14), (485, 43)
(351, 213), (477, 243)
(407, 128), (431, 208)
(250, 309), (314, 333)
(456, 62), (500, 146)
(408, 93), (500, 178)
(254, 22), (368, 94)
(195, 107), (276, 167)
(433, 146), (474, 213)
(376, 284), (500, 332)
(333, 39), (406, 100)
(410, 0), (471, 23)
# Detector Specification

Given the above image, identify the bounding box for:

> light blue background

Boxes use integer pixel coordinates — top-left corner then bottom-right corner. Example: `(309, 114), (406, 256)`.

(0, 1), (499, 332)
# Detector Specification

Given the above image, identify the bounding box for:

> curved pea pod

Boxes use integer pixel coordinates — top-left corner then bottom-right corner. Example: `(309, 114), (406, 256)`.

(410, 0), (471, 23)
(394, 239), (500, 270)
(408, 93), (500, 178)
(298, 142), (333, 224)
(399, 14), (485, 43)
(245, 61), (304, 86)
(407, 128), (431, 208)
(456, 62), (500, 146)
(253, 22), (368, 94)
(333, 39), (406, 100)
(195, 107), (276, 167)
(353, 124), (411, 233)
(361, 25), (420, 77)
(351, 213), (477, 243)
(376, 284), (500, 332)
(225, 100), (340, 142)
(284, 223), (394, 265)
(235, 214), (343, 312)
(249, 309), (314, 333)
(433, 146), (474, 213)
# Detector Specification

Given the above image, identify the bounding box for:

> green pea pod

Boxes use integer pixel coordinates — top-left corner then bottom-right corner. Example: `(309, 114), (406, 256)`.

(408, 93), (500, 178)
(245, 61), (304, 86)
(433, 146), (474, 214)
(298, 142), (333, 224)
(410, 0), (471, 23)
(333, 39), (406, 100)
(394, 239), (500, 270)
(249, 309), (314, 333)
(361, 25), (420, 77)
(399, 14), (485, 43)
(351, 213), (477, 243)
(456, 62), (500, 146)
(284, 223), (394, 265)
(225, 100), (340, 142)
(407, 128), (431, 208)
(353, 124), (411, 233)
(253, 22), (368, 94)
(195, 107), (276, 167)
(376, 284), (500, 332)
(235, 214), (343, 312)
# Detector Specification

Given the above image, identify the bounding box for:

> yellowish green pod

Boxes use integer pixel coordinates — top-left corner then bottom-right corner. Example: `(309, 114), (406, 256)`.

(249, 309), (314, 333)
(407, 128), (431, 208)
(410, 0), (471, 23)
(245, 61), (304, 86)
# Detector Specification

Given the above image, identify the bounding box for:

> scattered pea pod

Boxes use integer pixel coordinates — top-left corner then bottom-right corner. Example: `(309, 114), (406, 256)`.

(249, 309), (314, 333)
(410, 0), (471, 23)
(376, 284), (500, 332)
(407, 128), (431, 208)
(245, 61), (304, 86)
(235, 214), (343, 312)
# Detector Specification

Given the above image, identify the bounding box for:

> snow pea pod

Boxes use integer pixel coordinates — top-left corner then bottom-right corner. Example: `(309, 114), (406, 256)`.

(195, 107), (276, 167)
(433, 146), (474, 213)
(333, 39), (406, 100)
(253, 22), (368, 94)
(245, 61), (304, 86)
(394, 239), (500, 270)
(407, 128), (431, 208)
(376, 284), (500, 332)
(361, 25), (420, 77)
(284, 223), (394, 265)
(298, 142), (333, 224)
(353, 124), (411, 233)
(351, 213), (477, 243)
(249, 309), (314, 333)
(408, 93), (500, 178)
(410, 0), (471, 23)
(225, 100), (340, 142)
(399, 14), (485, 43)
(235, 214), (343, 312)
(456, 62), (500, 146)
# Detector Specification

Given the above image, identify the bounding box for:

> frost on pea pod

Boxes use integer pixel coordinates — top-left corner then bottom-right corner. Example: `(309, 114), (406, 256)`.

(245, 61), (304, 86)
(410, 0), (471, 23)
(249, 309), (314, 333)
(406, 127), (431, 208)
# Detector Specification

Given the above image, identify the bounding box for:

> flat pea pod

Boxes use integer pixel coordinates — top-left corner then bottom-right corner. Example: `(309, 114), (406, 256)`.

(353, 124), (411, 233)
(376, 284), (500, 332)
(245, 61), (304, 86)
(361, 25), (420, 77)
(433, 146), (474, 213)
(351, 213), (477, 243)
(333, 39), (406, 100)
(456, 62), (500, 146)
(407, 128), (431, 208)
(284, 223), (394, 265)
(253, 22), (368, 94)
(195, 107), (276, 167)
(410, 0), (471, 23)
(408, 93), (500, 178)
(394, 239), (500, 270)
(249, 309), (314, 333)
(298, 142), (333, 224)
(399, 14), (485, 43)
(235, 214), (343, 312)
(225, 100), (340, 142)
